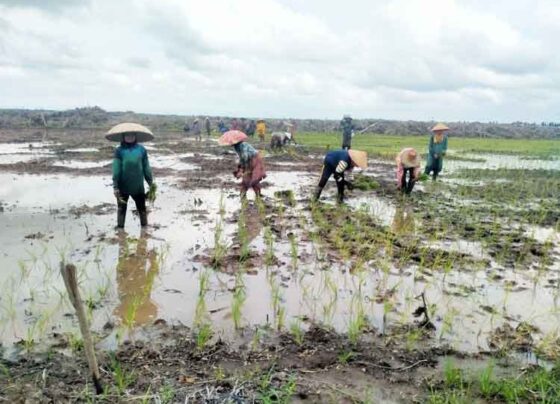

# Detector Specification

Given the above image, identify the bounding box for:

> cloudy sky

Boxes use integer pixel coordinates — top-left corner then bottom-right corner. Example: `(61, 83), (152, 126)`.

(0, 0), (559, 121)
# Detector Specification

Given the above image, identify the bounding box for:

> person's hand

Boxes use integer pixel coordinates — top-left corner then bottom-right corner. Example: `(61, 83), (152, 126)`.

(345, 180), (354, 191)
(434, 153), (439, 159)
(113, 189), (120, 198)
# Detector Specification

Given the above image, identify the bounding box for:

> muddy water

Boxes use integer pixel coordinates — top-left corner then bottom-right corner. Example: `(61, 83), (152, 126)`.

(0, 140), (559, 360)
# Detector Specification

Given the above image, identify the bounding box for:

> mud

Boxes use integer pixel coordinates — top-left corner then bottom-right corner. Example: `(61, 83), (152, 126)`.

(0, 129), (559, 402)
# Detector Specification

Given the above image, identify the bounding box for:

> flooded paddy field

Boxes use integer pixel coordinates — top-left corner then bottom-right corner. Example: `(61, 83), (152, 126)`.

(1, 129), (560, 402)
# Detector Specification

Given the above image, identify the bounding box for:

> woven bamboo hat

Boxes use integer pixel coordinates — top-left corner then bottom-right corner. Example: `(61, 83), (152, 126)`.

(348, 149), (368, 169)
(105, 123), (154, 142)
(399, 148), (420, 167)
(431, 122), (450, 132)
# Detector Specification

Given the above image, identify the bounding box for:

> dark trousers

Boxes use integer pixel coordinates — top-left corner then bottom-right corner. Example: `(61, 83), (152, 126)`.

(424, 157), (441, 179)
(316, 165), (345, 202)
(118, 193), (147, 227)
(400, 168), (416, 194)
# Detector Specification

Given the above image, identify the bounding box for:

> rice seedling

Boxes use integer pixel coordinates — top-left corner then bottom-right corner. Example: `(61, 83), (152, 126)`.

(289, 317), (304, 345)
(289, 233), (298, 270)
(195, 323), (213, 350)
(238, 207), (250, 262)
(231, 271), (246, 330)
(264, 226), (275, 267)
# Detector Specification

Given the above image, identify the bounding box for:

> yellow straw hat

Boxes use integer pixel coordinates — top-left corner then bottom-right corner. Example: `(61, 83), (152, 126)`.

(431, 122), (450, 132)
(348, 149), (368, 169)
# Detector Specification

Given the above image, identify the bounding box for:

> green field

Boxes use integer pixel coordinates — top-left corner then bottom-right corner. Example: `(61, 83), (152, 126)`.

(293, 132), (560, 159)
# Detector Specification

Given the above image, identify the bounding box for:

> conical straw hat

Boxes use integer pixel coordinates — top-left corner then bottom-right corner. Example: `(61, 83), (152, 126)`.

(105, 122), (154, 142)
(431, 122), (449, 132)
(348, 149), (368, 169)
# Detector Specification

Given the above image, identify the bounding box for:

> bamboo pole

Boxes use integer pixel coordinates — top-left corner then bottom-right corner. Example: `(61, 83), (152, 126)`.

(60, 263), (103, 394)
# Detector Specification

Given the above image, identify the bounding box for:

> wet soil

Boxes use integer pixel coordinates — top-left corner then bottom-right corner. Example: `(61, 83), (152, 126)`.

(1, 129), (559, 402)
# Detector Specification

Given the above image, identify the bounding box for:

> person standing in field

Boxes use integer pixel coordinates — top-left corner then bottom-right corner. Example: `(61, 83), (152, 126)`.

(256, 119), (266, 142)
(205, 117), (211, 137)
(340, 115), (354, 150)
(218, 119), (228, 134)
(396, 147), (421, 194)
(106, 123), (155, 229)
(192, 119), (201, 141)
(246, 119), (256, 138)
(424, 123), (449, 180)
(313, 149), (367, 203)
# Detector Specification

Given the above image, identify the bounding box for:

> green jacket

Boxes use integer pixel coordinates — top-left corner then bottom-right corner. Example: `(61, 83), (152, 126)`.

(426, 134), (448, 172)
(112, 143), (153, 195)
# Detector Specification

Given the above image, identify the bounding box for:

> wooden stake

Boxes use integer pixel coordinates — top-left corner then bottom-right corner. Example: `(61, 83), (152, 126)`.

(60, 263), (103, 394)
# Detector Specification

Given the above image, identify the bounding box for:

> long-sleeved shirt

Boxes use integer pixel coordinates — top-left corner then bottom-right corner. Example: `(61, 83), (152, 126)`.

(324, 149), (352, 174)
(112, 143), (153, 195)
(233, 142), (257, 169)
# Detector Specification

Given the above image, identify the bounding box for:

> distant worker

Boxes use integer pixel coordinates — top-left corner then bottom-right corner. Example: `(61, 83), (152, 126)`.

(313, 149), (367, 203)
(192, 119), (201, 141)
(105, 123), (155, 229)
(218, 131), (266, 200)
(340, 115), (354, 150)
(230, 118), (240, 130)
(270, 131), (295, 150)
(396, 147), (421, 194)
(218, 119), (228, 134)
(256, 119), (266, 142)
(424, 123), (449, 180)
(205, 117), (211, 137)
(246, 119), (256, 137)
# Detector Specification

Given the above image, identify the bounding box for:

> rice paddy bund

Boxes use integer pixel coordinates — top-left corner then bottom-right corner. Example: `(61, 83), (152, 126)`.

(1, 129), (560, 402)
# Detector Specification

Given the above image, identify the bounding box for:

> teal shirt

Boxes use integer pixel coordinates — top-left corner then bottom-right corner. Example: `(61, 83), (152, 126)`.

(426, 134), (448, 171)
(112, 143), (153, 195)
(233, 142), (257, 169)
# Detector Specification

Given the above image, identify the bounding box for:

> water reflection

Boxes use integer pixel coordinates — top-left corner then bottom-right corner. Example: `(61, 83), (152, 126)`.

(114, 232), (160, 326)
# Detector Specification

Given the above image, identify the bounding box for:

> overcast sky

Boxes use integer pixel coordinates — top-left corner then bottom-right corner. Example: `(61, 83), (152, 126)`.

(0, 0), (559, 121)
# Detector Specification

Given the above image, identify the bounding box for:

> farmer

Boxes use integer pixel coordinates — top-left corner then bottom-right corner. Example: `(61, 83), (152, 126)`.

(219, 131), (266, 199)
(424, 123), (449, 180)
(192, 118), (201, 141)
(107, 123), (155, 229)
(396, 147), (421, 194)
(270, 131), (294, 150)
(205, 117), (211, 137)
(218, 119), (228, 134)
(256, 119), (266, 141)
(340, 115), (354, 150)
(246, 119), (256, 137)
(313, 149), (367, 203)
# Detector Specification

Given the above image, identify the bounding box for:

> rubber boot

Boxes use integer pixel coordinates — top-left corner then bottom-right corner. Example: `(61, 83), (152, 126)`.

(336, 181), (345, 204)
(254, 186), (262, 200)
(139, 211), (148, 227)
(117, 205), (127, 228)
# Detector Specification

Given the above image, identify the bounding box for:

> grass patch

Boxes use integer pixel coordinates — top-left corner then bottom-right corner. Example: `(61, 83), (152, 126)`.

(295, 132), (560, 158)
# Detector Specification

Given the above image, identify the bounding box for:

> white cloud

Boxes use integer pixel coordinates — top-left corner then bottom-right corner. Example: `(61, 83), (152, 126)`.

(0, 0), (559, 121)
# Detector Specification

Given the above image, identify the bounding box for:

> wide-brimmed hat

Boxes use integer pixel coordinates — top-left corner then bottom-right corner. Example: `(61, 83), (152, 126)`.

(399, 147), (420, 167)
(431, 122), (449, 132)
(348, 149), (368, 169)
(105, 123), (154, 142)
